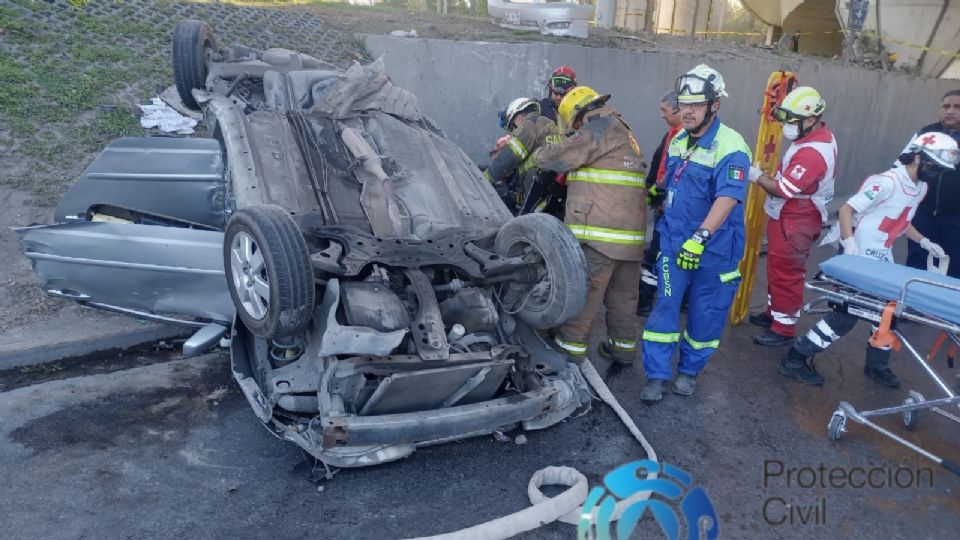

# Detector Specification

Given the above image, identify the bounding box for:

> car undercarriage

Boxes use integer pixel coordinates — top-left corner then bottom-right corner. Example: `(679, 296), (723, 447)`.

(17, 20), (593, 468)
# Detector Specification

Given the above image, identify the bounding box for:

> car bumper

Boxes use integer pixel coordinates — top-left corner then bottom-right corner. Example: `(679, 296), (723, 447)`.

(316, 386), (559, 448)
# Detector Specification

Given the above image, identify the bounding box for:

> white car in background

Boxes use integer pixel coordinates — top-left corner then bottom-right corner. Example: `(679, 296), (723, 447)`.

(488, 0), (593, 39)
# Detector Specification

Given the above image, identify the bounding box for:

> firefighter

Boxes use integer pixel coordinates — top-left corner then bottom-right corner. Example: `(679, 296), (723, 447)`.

(531, 86), (648, 366)
(640, 65), (752, 402)
(748, 86), (838, 346)
(778, 133), (957, 387)
(538, 66), (577, 124)
(485, 97), (562, 214)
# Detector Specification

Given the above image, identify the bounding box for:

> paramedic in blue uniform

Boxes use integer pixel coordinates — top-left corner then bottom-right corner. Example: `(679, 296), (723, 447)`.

(640, 64), (752, 402)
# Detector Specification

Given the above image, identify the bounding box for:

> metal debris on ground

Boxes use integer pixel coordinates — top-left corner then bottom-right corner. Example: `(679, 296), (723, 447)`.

(492, 430), (511, 443)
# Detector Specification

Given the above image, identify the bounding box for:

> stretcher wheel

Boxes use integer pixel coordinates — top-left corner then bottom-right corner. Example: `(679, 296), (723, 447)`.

(827, 413), (846, 441)
(903, 392), (924, 430)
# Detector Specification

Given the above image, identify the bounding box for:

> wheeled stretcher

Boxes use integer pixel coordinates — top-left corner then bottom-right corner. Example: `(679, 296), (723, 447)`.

(803, 254), (960, 476)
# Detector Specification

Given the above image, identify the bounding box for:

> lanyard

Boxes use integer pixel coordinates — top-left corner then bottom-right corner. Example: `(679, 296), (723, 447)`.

(672, 143), (698, 185)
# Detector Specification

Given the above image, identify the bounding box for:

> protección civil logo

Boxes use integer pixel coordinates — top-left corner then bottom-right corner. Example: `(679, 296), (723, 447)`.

(577, 459), (719, 540)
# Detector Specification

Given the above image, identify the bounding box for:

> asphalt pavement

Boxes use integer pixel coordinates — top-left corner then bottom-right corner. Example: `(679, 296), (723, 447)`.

(1, 246), (959, 539)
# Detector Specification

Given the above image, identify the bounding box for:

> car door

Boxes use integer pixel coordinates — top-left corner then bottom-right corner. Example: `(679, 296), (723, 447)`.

(17, 136), (234, 326)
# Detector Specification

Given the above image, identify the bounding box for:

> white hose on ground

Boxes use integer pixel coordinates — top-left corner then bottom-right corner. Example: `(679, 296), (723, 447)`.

(407, 359), (658, 540)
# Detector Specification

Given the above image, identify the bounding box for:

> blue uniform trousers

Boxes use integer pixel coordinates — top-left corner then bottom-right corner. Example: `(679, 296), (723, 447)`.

(641, 253), (740, 380)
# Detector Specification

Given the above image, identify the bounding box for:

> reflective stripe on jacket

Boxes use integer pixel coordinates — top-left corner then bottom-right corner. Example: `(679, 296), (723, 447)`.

(532, 107), (648, 260)
(486, 113), (560, 186)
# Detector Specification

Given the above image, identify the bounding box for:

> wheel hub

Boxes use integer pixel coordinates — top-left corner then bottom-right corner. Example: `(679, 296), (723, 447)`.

(230, 231), (270, 320)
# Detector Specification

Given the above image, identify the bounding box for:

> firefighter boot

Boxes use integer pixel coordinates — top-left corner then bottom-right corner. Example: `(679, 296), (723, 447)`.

(598, 342), (635, 366)
(863, 346), (900, 388)
(778, 347), (824, 386)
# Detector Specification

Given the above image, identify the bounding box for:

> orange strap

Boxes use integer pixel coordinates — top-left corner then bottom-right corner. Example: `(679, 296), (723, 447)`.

(925, 331), (957, 368)
(928, 331), (949, 361)
(760, 73), (798, 123)
(869, 302), (901, 351)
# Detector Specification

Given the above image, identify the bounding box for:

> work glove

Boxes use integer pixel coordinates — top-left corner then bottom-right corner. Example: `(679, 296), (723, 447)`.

(646, 185), (666, 207)
(920, 237), (946, 258)
(840, 237), (859, 256)
(677, 229), (709, 270)
(748, 165), (763, 183)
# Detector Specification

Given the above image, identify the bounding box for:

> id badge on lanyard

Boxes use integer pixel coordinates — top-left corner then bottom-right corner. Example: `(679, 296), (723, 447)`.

(666, 146), (696, 209)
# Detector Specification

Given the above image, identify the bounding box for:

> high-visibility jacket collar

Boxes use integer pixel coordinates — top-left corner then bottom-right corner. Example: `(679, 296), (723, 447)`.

(676, 116), (721, 152)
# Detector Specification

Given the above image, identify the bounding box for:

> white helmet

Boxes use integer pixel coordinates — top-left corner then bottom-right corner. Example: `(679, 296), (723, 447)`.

(504, 97), (540, 130)
(676, 64), (729, 104)
(906, 132), (960, 170)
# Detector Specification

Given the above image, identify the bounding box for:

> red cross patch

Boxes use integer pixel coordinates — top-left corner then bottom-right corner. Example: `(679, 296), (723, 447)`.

(789, 164), (806, 180)
(920, 134), (937, 146)
(871, 185), (881, 192)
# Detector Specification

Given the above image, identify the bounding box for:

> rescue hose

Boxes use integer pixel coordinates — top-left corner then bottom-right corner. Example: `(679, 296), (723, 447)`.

(406, 359), (658, 540)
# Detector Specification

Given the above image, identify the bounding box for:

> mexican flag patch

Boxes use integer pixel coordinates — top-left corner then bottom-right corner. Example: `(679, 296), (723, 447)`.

(728, 165), (746, 181)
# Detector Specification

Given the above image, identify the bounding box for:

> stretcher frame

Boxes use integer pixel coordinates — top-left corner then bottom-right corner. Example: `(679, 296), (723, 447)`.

(802, 274), (960, 476)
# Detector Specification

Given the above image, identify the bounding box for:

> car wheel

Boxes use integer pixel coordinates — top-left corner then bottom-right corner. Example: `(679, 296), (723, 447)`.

(224, 205), (315, 339)
(172, 19), (215, 110)
(494, 213), (587, 328)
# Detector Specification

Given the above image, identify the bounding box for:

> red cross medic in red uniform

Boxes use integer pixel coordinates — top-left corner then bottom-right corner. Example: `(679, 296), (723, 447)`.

(748, 86), (838, 347)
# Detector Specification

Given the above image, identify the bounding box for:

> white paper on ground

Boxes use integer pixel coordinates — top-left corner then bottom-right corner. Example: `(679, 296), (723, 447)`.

(138, 97), (197, 134)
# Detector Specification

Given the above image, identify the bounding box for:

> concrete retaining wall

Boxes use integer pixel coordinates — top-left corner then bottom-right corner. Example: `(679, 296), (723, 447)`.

(366, 35), (959, 204)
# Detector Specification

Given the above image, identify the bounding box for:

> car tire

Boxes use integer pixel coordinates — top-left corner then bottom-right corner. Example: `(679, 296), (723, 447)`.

(224, 205), (315, 340)
(494, 213), (587, 328)
(172, 19), (215, 110)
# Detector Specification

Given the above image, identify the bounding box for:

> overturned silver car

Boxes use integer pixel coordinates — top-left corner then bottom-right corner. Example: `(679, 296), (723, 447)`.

(17, 21), (592, 468)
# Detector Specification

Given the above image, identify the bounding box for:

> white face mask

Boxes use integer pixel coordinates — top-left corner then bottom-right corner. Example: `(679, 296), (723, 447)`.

(782, 123), (800, 140)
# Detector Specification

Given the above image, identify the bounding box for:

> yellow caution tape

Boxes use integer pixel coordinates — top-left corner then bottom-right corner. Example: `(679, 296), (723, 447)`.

(860, 30), (960, 59)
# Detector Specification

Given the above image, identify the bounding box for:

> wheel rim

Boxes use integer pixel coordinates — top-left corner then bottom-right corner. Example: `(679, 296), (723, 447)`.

(903, 397), (916, 427)
(230, 231), (270, 320)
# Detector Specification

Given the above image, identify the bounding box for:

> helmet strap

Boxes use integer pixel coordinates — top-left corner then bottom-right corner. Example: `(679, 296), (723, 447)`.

(691, 100), (716, 135)
(797, 116), (818, 140)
